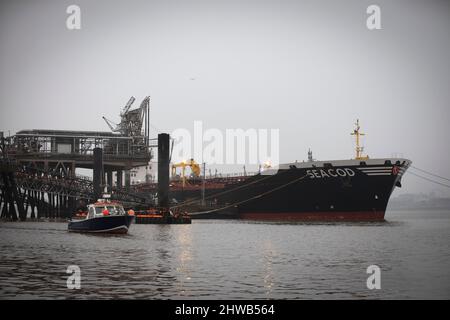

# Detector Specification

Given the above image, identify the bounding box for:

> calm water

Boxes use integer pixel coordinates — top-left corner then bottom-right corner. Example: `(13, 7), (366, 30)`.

(0, 210), (449, 299)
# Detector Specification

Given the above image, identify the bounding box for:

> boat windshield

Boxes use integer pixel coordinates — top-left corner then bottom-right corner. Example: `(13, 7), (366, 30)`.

(106, 206), (124, 215)
(94, 205), (126, 215)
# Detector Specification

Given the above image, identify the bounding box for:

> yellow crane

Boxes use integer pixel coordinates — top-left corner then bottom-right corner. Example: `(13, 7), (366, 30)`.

(351, 119), (369, 160)
(171, 158), (201, 187)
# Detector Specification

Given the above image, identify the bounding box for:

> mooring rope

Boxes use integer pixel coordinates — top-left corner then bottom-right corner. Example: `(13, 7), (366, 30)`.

(406, 170), (450, 189)
(410, 165), (450, 183)
(189, 173), (308, 215)
(170, 168), (289, 209)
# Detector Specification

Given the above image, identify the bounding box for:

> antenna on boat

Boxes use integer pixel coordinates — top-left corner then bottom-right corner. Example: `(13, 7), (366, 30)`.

(351, 119), (369, 160)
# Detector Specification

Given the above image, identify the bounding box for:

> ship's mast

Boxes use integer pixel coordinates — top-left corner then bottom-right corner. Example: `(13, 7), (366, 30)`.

(308, 148), (314, 162)
(351, 119), (369, 160)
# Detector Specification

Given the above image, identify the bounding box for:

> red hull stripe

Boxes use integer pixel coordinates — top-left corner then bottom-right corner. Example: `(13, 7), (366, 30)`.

(240, 211), (385, 221)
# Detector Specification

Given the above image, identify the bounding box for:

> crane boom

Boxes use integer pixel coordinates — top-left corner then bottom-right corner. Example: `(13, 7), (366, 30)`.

(102, 116), (118, 132)
(121, 96), (135, 116)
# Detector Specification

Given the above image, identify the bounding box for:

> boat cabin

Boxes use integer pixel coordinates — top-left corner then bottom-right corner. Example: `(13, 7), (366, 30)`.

(86, 200), (126, 219)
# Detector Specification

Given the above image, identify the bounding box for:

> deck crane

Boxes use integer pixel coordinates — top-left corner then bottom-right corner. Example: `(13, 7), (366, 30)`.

(171, 158), (201, 187)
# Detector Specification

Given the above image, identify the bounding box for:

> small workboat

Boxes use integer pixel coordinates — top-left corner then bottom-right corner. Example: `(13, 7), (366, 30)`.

(68, 199), (135, 234)
(134, 207), (191, 224)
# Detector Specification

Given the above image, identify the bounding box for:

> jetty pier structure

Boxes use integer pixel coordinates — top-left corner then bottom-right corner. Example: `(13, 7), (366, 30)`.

(0, 96), (156, 221)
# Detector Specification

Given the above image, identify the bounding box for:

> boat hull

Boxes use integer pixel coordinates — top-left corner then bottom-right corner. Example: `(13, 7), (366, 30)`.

(68, 215), (135, 234)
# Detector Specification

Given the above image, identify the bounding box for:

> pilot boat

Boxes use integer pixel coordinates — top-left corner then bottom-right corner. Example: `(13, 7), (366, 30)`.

(68, 199), (135, 234)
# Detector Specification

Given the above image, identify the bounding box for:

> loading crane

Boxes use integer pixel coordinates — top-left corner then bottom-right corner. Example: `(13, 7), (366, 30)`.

(121, 96), (136, 116)
(102, 96), (149, 137)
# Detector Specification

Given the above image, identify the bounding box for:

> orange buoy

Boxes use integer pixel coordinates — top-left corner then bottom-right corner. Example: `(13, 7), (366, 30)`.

(128, 209), (135, 216)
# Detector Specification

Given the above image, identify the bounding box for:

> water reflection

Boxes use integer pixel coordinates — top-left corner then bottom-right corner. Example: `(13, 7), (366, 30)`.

(152, 226), (177, 298)
(0, 211), (449, 299)
(262, 240), (275, 297)
(174, 226), (193, 297)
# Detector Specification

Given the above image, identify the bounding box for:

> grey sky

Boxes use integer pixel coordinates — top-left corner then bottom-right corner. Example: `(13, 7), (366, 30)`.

(1, 0), (449, 196)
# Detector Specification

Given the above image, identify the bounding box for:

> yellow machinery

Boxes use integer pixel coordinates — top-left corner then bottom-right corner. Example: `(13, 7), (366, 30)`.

(263, 160), (272, 169)
(351, 119), (369, 160)
(171, 158), (201, 187)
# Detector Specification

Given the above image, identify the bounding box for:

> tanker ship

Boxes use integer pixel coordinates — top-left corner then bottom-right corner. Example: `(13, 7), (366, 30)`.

(135, 120), (411, 221)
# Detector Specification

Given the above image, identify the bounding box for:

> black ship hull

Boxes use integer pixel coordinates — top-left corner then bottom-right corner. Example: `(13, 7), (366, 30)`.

(176, 158), (411, 221)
